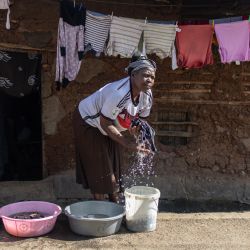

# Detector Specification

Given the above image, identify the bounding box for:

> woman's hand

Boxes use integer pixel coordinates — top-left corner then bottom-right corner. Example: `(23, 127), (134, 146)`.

(125, 141), (151, 154)
(100, 116), (150, 154)
(128, 125), (141, 137)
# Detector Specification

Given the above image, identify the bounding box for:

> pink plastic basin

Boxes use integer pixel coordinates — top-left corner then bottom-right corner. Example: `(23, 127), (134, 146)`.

(0, 201), (62, 237)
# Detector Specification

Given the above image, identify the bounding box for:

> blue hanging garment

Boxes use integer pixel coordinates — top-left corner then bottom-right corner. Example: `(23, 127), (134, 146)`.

(131, 118), (157, 153)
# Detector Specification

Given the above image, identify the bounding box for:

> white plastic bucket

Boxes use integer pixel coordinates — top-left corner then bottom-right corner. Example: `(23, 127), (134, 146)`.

(124, 186), (160, 232)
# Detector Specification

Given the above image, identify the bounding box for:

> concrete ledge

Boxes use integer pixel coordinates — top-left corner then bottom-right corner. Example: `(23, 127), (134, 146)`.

(158, 212), (250, 220)
(0, 177), (56, 206)
(1, 170), (250, 205)
(54, 171), (91, 199)
(154, 170), (250, 204)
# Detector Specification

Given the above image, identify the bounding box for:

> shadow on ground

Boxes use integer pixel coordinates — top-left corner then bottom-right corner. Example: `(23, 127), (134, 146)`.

(158, 199), (250, 213)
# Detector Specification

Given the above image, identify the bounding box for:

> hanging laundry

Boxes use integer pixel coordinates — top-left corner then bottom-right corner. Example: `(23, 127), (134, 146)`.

(60, 0), (86, 27)
(131, 117), (157, 153)
(178, 20), (209, 25)
(0, 50), (41, 97)
(176, 25), (214, 68)
(171, 44), (178, 70)
(137, 30), (146, 55)
(214, 20), (249, 63)
(248, 23), (250, 61)
(149, 20), (176, 25)
(143, 22), (177, 59)
(141, 20), (178, 69)
(84, 11), (111, 57)
(209, 16), (242, 25)
(55, 0), (86, 89)
(0, 0), (10, 29)
(242, 16), (250, 20)
(106, 16), (144, 58)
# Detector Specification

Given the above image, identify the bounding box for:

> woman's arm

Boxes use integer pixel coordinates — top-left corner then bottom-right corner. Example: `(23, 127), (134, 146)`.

(100, 115), (126, 146)
(100, 115), (150, 153)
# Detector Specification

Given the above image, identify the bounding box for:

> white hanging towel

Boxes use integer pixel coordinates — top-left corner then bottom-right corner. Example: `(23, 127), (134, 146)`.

(106, 16), (144, 58)
(0, 0), (10, 29)
(84, 11), (111, 56)
(171, 44), (178, 70)
(144, 23), (177, 59)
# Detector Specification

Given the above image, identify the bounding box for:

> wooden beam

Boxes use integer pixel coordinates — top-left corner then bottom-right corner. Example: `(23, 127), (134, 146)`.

(154, 98), (250, 105)
(0, 42), (55, 52)
(0, 18), (18, 24)
(180, 9), (250, 18)
(241, 73), (250, 76)
(242, 82), (250, 86)
(156, 81), (213, 85)
(167, 71), (184, 74)
(156, 89), (211, 93)
(151, 121), (198, 126)
(156, 130), (193, 137)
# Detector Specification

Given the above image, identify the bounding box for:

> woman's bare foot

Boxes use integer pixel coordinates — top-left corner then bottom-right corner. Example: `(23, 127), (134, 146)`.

(93, 193), (105, 200)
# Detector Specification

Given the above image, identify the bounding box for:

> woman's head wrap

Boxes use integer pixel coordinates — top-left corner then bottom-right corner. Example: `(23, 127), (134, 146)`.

(125, 52), (157, 75)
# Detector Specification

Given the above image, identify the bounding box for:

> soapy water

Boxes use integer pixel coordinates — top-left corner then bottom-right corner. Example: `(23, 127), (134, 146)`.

(118, 140), (157, 205)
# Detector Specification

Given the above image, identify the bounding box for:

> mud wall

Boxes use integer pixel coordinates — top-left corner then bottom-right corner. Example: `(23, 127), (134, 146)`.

(0, 0), (250, 201)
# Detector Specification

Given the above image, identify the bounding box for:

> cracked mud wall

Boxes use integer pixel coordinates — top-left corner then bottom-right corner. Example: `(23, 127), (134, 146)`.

(0, 0), (250, 201)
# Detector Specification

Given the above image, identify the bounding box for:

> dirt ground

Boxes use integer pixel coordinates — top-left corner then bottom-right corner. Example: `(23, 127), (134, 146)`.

(1, 201), (250, 250)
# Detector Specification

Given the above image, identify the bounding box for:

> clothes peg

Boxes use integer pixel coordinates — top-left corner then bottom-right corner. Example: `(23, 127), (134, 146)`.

(212, 19), (215, 26)
(111, 11), (113, 20)
(145, 17), (147, 24)
(175, 21), (181, 32)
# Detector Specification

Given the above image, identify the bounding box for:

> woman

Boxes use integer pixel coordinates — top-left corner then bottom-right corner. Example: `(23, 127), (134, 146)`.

(73, 53), (156, 202)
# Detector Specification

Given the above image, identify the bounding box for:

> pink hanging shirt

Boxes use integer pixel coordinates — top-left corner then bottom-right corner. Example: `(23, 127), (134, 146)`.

(214, 20), (249, 63)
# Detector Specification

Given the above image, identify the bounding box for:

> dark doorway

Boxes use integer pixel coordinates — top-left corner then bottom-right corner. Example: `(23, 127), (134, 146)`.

(0, 91), (42, 181)
(0, 50), (42, 181)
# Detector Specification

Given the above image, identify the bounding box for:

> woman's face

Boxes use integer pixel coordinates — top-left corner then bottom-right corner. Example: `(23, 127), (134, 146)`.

(132, 68), (156, 93)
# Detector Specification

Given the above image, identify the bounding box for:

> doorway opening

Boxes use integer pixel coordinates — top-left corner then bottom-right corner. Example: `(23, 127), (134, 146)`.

(0, 91), (42, 181)
(0, 50), (42, 181)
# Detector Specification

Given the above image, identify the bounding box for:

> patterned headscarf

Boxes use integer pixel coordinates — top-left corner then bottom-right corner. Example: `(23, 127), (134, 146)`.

(125, 58), (157, 75)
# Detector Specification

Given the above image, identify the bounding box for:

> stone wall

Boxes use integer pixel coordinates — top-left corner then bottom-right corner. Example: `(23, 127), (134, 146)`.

(1, 0), (250, 201)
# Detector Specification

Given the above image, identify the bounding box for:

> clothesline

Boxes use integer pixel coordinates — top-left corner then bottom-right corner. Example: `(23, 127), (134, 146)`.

(84, 0), (247, 9)
(55, 0), (250, 89)
(0, 42), (55, 52)
(85, 0), (179, 7)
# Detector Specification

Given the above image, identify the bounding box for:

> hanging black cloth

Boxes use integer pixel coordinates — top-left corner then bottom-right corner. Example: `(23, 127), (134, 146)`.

(60, 0), (86, 26)
(0, 50), (41, 97)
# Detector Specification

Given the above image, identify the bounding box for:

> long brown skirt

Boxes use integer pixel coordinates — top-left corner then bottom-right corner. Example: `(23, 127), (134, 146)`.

(72, 108), (122, 194)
